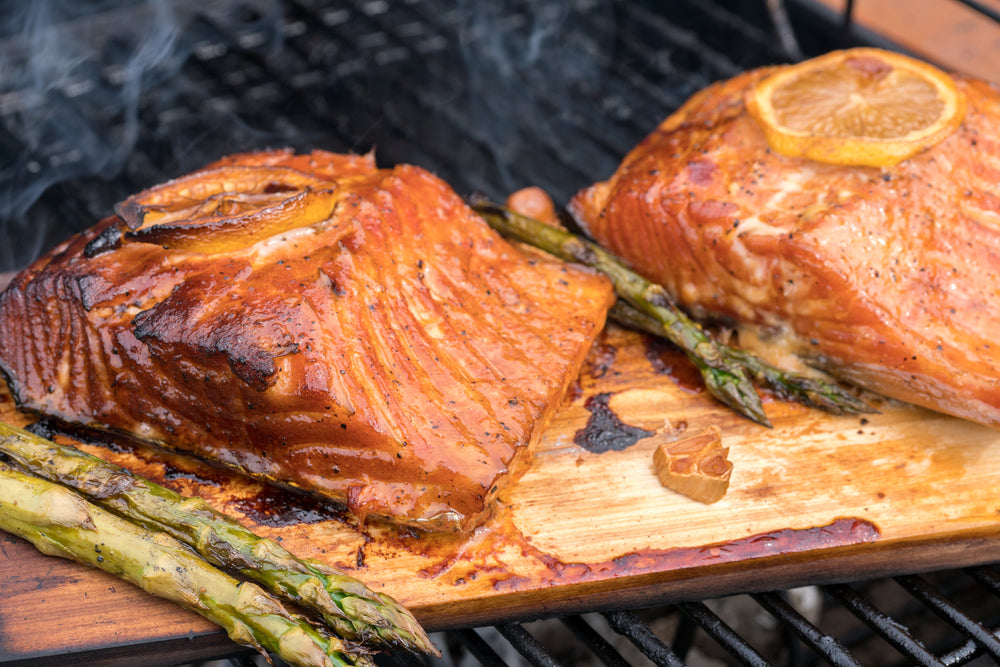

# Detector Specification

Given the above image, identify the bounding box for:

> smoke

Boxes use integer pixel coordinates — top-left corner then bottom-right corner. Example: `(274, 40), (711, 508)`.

(0, 0), (620, 271)
(443, 0), (618, 198)
(1, 2), (173, 213)
(0, 0), (281, 270)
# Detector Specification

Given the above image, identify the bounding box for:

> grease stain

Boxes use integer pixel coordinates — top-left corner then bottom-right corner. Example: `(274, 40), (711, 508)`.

(573, 392), (653, 453)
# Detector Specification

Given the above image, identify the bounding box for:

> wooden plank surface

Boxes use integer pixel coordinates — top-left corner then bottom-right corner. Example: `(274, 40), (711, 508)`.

(3, 322), (1000, 663)
(814, 0), (1000, 81)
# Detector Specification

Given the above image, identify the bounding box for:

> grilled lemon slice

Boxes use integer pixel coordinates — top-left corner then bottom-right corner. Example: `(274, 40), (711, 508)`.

(746, 47), (966, 167)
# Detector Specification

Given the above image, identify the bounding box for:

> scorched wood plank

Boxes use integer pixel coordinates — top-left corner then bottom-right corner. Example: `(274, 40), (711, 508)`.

(2, 323), (1000, 661)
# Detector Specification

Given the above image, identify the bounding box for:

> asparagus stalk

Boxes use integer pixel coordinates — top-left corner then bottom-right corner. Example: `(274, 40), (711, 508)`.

(473, 199), (767, 424)
(0, 460), (371, 667)
(0, 422), (437, 657)
(610, 301), (872, 415)
(472, 199), (870, 423)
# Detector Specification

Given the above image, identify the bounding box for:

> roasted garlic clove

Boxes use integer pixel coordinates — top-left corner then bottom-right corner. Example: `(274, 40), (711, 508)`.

(650, 425), (732, 504)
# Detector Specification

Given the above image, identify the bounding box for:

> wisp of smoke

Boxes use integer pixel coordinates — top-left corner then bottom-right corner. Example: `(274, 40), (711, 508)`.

(444, 0), (616, 196)
(0, 0), (281, 270)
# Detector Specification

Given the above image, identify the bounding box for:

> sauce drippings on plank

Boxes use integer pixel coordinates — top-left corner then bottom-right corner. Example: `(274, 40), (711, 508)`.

(230, 484), (348, 527)
(644, 338), (705, 393)
(573, 392), (653, 453)
(384, 510), (879, 593)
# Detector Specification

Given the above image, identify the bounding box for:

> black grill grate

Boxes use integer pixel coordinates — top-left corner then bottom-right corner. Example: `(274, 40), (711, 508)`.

(0, 0), (849, 272)
(421, 569), (1000, 666)
(2, 1), (1000, 666)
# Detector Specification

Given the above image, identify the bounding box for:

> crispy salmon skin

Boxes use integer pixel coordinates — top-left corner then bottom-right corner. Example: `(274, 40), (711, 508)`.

(0, 149), (614, 532)
(570, 68), (1000, 426)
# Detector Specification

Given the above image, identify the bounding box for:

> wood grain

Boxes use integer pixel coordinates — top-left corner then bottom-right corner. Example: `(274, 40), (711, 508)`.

(814, 0), (1000, 82)
(3, 323), (1000, 663)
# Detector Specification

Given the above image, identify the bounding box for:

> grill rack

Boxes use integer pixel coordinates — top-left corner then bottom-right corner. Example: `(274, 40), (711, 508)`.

(2, 2), (1000, 666)
(0, 0), (856, 271)
(413, 567), (1000, 667)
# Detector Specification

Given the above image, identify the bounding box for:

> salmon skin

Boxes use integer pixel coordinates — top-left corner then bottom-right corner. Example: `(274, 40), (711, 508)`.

(0, 149), (614, 532)
(570, 68), (1000, 427)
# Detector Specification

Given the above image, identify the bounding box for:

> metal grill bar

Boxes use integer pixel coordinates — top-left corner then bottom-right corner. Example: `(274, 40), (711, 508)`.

(676, 601), (769, 667)
(454, 629), (511, 667)
(752, 591), (862, 666)
(495, 623), (560, 667)
(824, 583), (945, 666)
(896, 574), (1000, 661)
(928, 568), (1000, 667)
(955, 0), (1000, 24)
(765, 0), (803, 60)
(670, 612), (698, 662)
(560, 615), (632, 667)
(966, 564), (1000, 596)
(842, 0), (856, 31)
(938, 638), (990, 667)
(603, 610), (686, 667)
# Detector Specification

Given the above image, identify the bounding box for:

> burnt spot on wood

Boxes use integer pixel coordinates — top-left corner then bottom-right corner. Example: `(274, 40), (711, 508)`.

(573, 392), (653, 453)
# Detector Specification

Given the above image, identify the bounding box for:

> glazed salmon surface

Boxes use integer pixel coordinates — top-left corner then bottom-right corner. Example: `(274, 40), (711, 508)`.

(0, 149), (614, 532)
(570, 69), (1000, 426)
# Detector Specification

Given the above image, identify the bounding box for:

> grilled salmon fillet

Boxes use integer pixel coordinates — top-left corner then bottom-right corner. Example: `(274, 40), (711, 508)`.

(570, 68), (1000, 427)
(0, 149), (614, 531)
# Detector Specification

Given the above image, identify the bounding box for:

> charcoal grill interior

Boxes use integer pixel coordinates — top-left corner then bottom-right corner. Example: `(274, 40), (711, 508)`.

(3, 1), (1000, 665)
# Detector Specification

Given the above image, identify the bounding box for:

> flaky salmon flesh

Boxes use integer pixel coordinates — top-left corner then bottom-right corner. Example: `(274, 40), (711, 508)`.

(571, 68), (1000, 427)
(0, 149), (614, 532)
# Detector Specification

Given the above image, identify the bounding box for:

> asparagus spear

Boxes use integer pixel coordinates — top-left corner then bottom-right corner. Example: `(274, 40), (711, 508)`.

(473, 199), (766, 424)
(0, 460), (371, 667)
(0, 421), (437, 658)
(472, 199), (870, 423)
(610, 301), (872, 415)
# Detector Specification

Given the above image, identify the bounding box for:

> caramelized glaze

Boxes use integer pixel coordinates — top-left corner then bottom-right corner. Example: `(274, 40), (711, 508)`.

(0, 149), (614, 531)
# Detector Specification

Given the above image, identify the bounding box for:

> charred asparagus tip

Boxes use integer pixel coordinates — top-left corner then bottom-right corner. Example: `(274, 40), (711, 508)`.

(610, 301), (871, 416)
